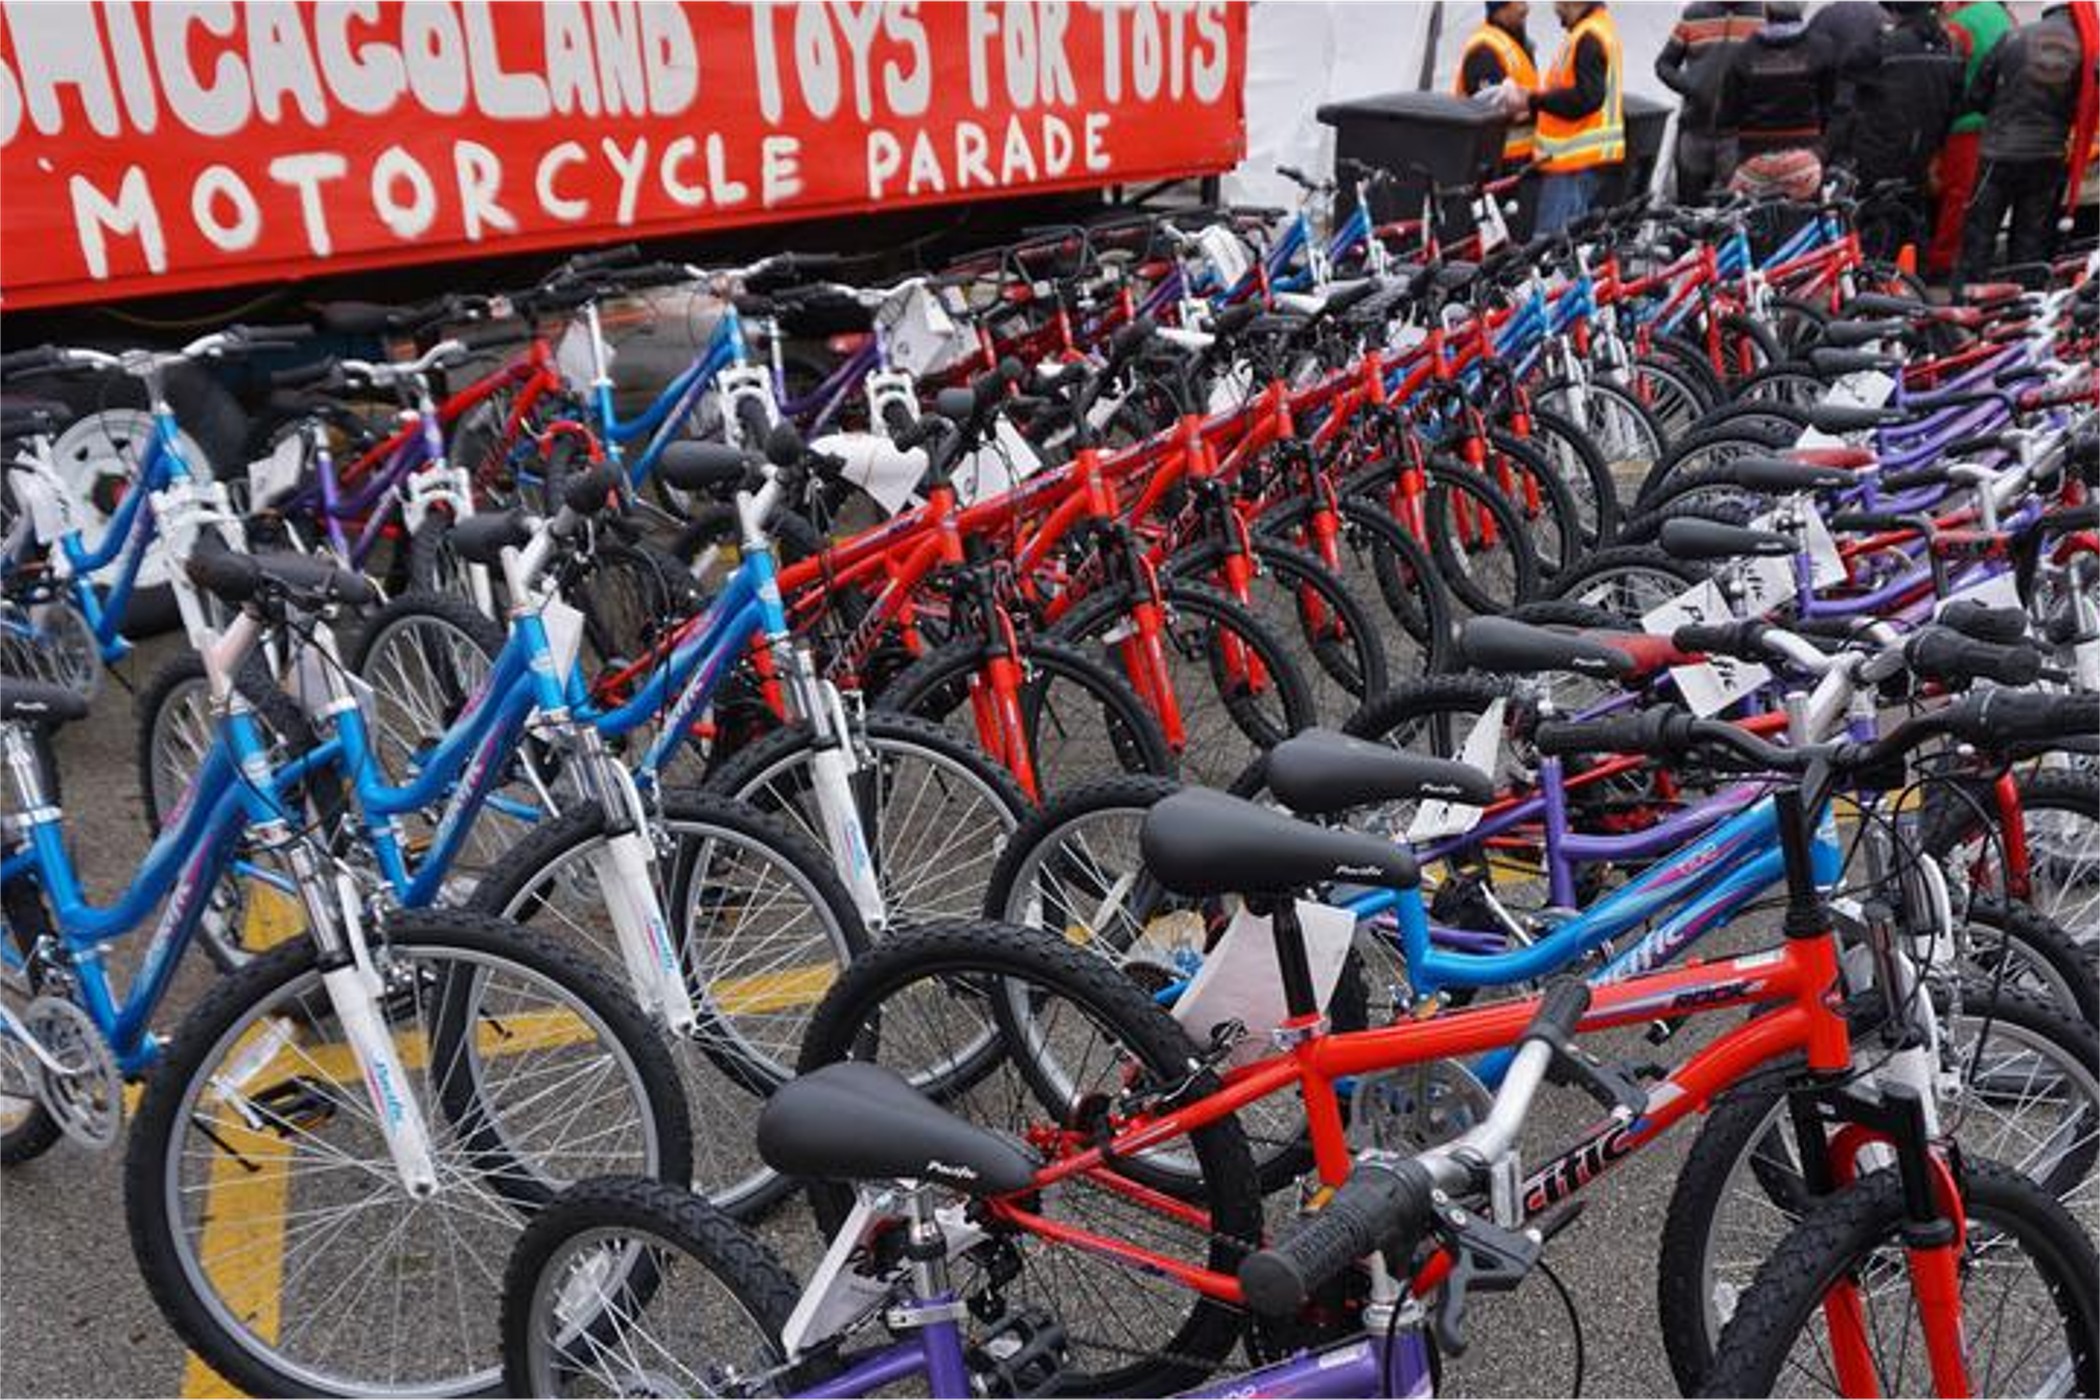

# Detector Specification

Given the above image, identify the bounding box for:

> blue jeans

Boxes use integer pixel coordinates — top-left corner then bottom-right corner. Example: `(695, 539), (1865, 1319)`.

(1535, 169), (1597, 236)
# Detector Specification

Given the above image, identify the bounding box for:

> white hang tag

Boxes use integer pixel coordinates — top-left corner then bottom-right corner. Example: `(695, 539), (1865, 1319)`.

(540, 594), (587, 684)
(1823, 370), (1895, 410)
(1793, 424), (1848, 451)
(15, 468), (73, 543)
(816, 430), (927, 518)
(1797, 502), (1846, 587)
(247, 433), (307, 506)
(1084, 384), (1129, 432)
(1933, 569), (2021, 616)
(1732, 551), (1798, 616)
(1206, 360), (1255, 414)
(1644, 578), (1768, 717)
(1173, 899), (1355, 1067)
(1473, 196), (1508, 253)
(1406, 698), (1503, 842)
(880, 284), (966, 378)
(553, 319), (601, 394)
(954, 417), (1042, 505)
(1195, 224), (1252, 293)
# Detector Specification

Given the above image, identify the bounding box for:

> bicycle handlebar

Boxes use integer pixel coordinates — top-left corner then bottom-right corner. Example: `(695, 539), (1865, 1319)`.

(1237, 982), (1590, 1318)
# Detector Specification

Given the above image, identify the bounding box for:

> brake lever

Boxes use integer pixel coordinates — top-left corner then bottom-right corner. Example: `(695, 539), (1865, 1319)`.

(1426, 1203), (1541, 1357)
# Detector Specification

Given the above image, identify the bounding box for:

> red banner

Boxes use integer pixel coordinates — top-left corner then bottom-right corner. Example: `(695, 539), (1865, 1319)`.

(0, 2), (1246, 309)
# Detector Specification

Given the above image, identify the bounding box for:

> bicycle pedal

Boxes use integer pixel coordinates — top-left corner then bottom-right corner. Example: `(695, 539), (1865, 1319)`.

(966, 1306), (1067, 1397)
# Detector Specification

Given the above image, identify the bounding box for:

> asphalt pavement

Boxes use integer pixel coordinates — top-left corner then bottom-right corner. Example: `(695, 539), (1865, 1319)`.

(1, 631), (1710, 1399)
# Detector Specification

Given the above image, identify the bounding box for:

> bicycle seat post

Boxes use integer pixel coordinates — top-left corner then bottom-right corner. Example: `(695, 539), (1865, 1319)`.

(1249, 893), (1325, 1038)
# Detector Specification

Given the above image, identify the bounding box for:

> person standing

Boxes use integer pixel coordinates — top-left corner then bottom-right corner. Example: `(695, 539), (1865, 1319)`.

(1957, 5), (2092, 288)
(1929, 1), (2016, 280)
(1455, 1), (1542, 175)
(1529, 1), (1625, 234)
(1716, 0), (1839, 202)
(1655, 2), (1766, 203)
(1845, 2), (1965, 259)
(1805, 0), (1888, 164)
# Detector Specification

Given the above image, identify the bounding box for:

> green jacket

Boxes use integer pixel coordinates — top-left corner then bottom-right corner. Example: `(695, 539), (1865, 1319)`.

(1949, 1), (2014, 133)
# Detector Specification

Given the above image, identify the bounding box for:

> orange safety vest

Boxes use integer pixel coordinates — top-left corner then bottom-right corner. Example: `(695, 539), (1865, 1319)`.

(1453, 22), (1540, 162)
(1535, 5), (1625, 173)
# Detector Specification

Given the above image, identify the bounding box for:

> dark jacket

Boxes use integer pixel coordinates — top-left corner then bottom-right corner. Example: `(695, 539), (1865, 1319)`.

(1807, 1), (1886, 163)
(1968, 11), (2091, 164)
(1845, 11), (1965, 181)
(1655, 2), (1766, 135)
(1716, 21), (1838, 157)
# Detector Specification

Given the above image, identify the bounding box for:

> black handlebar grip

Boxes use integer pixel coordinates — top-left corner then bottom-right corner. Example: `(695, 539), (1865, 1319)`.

(1905, 628), (2042, 687)
(1534, 709), (1696, 758)
(1945, 691), (2100, 750)
(560, 461), (626, 515)
(1239, 1160), (1437, 1318)
(459, 321), (523, 352)
(764, 421), (805, 468)
(893, 413), (947, 452)
(1110, 315), (1158, 362)
(1526, 980), (1591, 1046)
(1937, 601), (2029, 646)
(0, 346), (64, 377)
(230, 322), (318, 346)
(1671, 620), (1770, 660)
(1826, 511), (1920, 535)
(563, 243), (641, 275)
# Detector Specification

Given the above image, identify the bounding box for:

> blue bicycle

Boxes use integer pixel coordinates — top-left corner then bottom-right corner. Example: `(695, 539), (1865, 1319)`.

(0, 554), (692, 1398)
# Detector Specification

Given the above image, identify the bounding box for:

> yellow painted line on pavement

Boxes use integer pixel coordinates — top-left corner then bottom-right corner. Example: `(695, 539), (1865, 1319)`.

(154, 965), (836, 1399)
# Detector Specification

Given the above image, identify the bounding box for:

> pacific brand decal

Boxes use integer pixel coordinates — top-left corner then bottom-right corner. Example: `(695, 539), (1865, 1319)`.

(922, 1159), (978, 1182)
(366, 1057), (410, 1127)
(1333, 863), (1386, 879)
(1522, 1119), (1641, 1213)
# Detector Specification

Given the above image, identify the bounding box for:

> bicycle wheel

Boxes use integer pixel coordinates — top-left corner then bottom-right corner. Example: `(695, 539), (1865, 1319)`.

(1635, 421), (1797, 507)
(1694, 1161), (2098, 1398)
(704, 710), (1034, 926)
(501, 1175), (817, 1400)
(1057, 579), (1316, 793)
(1658, 983), (2100, 1390)
(406, 512), (501, 619)
(879, 633), (1175, 800)
(1548, 544), (1709, 618)
(1170, 538), (1392, 732)
(1478, 431), (1587, 582)
(124, 908), (692, 1398)
(135, 648), (327, 972)
(350, 589), (554, 877)
(1960, 896), (2098, 1027)
(1623, 351), (1717, 445)
(1256, 492), (1455, 681)
(1370, 461), (1542, 618)
(794, 918), (1263, 1396)
(469, 790), (866, 1214)
(1923, 769), (2100, 946)
(1520, 397), (1641, 546)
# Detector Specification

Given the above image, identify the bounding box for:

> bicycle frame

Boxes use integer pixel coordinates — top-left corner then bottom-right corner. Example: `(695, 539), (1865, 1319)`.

(1, 704), (320, 1074)
(53, 409), (189, 662)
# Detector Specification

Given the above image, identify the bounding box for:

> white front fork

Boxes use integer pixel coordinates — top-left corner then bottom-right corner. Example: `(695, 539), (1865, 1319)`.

(806, 681), (887, 932)
(586, 761), (699, 1036)
(317, 871), (439, 1196)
